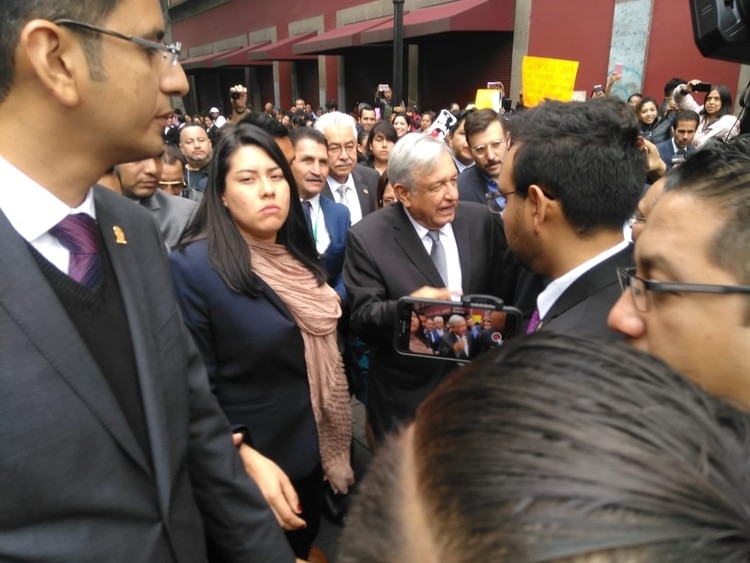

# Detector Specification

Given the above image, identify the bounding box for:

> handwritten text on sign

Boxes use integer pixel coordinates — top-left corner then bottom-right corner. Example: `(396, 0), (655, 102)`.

(522, 56), (579, 108)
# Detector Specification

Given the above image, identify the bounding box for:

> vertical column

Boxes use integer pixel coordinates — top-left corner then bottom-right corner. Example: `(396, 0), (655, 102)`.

(509, 0), (532, 103)
(607, 0), (654, 100)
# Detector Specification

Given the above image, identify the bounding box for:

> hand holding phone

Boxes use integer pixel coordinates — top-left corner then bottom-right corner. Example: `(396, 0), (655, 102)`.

(614, 62), (623, 75)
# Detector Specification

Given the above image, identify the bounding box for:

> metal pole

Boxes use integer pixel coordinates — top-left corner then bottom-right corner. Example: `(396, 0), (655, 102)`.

(392, 0), (405, 107)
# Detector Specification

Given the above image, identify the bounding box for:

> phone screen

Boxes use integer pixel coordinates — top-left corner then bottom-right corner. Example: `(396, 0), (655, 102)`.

(395, 296), (522, 363)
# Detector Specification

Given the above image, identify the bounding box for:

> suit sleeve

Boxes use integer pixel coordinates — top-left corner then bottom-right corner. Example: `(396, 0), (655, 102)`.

(168, 250), (294, 563)
(343, 226), (399, 346)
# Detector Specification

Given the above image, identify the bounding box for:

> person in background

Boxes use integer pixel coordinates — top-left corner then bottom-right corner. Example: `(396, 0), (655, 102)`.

(419, 111), (434, 133)
(339, 333), (750, 563)
(376, 172), (396, 209)
(392, 113), (412, 139)
(637, 96), (673, 144)
(446, 109), (475, 174)
(673, 81), (740, 147)
(170, 124), (353, 561)
(364, 121), (398, 177)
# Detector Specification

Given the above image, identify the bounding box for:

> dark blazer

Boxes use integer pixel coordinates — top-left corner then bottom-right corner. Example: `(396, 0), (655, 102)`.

(343, 201), (511, 437)
(322, 164), (379, 218)
(458, 164), (491, 205)
(318, 196), (351, 303)
(539, 244), (634, 340)
(0, 187), (292, 562)
(169, 240), (319, 480)
(655, 139), (696, 170)
(437, 331), (474, 360)
(138, 188), (198, 250)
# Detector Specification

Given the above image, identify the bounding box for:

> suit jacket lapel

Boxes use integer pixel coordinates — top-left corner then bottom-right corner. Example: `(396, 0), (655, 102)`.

(351, 169), (371, 215)
(391, 205), (444, 288)
(451, 207), (473, 291)
(95, 192), (171, 512)
(0, 206), (151, 475)
(544, 245), (633, 323)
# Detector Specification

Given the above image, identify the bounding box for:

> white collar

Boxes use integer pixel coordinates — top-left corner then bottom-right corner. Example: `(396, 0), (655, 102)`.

(302, 192), (322, 212)
(0, 156), (96, 244)
(537, 239), (630, 319)
(328, 173), (355, 192)
(403, 206), (455, 240)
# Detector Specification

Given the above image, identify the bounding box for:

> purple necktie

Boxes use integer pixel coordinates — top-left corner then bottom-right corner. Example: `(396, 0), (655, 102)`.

(526, 308), (541, 335)
(49, 214), (101, 288)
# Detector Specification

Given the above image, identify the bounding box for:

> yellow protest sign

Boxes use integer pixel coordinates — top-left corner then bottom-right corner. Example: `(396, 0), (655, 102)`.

(474, 89), (501, 111)
(522, 56), (580, 107)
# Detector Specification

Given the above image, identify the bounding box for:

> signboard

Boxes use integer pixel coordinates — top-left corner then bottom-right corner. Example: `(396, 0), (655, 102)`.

(522, 56), (579, 107)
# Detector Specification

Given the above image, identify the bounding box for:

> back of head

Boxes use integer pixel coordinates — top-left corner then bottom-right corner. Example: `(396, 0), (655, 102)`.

(663, 134), (750, 285)
(664, 77), (687, 97)
(162, 143), (185, 166)
(507, 98), (643, 234)
(341, 333), (750, 562)
(239, 111), (290, 140)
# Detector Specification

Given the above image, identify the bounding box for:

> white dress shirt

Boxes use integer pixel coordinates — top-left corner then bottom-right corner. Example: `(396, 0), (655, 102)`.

(403, 209), (463, 300)
(302, 193), (331, 256)
(536, 239), (630, 320)
(0, 157), (96, 274)
(328, 173), (363, 225)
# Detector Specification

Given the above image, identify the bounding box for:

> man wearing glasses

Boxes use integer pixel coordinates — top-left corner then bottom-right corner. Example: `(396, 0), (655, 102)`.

(498, 98), (642, 339)
(457, 108), (509, 205)
(609, 137), (750, 408)
(315, 111), (378, 225)
(0, 1), (295, 561)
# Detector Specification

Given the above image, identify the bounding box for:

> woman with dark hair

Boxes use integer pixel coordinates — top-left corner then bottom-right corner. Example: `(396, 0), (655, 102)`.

(674, 80), (740, 146)
(392, 113), (412, 138)
(169, 124), (353, 560)
(408, 312), (433, 354)
(364, 121), (398, 176)
(375, 171), (396, 209)
(636, 96), (672, 143)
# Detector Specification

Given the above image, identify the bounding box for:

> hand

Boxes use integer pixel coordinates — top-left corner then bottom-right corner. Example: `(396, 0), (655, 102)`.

(232, 432), (243, 447)
(607, 72), (622, 87)
(686, 79), (702, 93)
(238, 444), (306, 531)
(229, 84), (248, 111)
(409, 286), (453, 300)
(667, 99), (679, 112)
(453, 339), (466, 353)
(638, 137), (666, 179)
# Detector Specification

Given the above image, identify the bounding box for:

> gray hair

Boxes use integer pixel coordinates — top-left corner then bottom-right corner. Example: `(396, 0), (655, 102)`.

(447, 314), (465, 328)
(314, 111), (358, 140)
(388, 133), (453, 193)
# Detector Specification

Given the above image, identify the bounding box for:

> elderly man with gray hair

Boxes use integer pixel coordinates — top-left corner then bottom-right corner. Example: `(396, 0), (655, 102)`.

(343, 133), (513, 442)
(315, 111), (379, 224)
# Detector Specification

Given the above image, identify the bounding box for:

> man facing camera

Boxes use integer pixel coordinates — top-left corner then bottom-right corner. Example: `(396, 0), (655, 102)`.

(343, 133), (512, 441)
(501, 98), (642, 339)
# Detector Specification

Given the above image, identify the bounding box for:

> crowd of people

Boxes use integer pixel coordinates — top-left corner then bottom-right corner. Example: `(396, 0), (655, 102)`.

(2, 0), (750, 561)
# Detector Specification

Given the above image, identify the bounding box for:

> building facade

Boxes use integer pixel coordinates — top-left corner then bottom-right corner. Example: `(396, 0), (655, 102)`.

(168, 0), (747, 116)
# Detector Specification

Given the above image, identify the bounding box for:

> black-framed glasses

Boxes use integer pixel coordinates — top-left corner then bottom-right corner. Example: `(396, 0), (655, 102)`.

(617, 267), (750, 312)
(486, 191), (512, 213)
(54, 19), (182, 67)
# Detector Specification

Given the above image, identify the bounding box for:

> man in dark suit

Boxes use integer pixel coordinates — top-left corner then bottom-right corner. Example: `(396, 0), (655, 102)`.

(458, 109), (509, 206)
(437, 314), (474, 360)
(655, 109), (699, 170)
(119, 156), (198, 250)
(315, 111), (378, 224)
(500, 98), (642, 340)
(290, 127), (351, 303)
(343, 133), (512, 441)
(0, 1), (294, 560)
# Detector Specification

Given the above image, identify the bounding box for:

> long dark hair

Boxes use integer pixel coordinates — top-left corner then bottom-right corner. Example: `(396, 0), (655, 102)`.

(179, 123), (326, 296)
(703, 84), (734, 120)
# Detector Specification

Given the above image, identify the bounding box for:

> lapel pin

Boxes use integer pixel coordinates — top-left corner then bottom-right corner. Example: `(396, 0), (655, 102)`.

(363, 188), (369, 195)
(113, 226), (127, 244)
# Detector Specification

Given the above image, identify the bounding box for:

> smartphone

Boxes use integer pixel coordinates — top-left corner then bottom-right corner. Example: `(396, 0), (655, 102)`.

(395, 295), (522, 363)
(693, 82), (712, 92)
(502, 98), (512, 113)
(378, 83), (390, 92)
(592, 84), (603, 94)
(614, 62), (623, 75)
(230, 91), (240, 100)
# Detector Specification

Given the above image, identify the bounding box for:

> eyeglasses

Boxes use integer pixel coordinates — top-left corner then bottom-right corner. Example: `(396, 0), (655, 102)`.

(54, 19), (182, 67)
(617, 267), (750, 312)
(627, 213), (647, 227)
(328, 143), (357, 157)
(471, 139), (507, 158)
(486, 191), (511, 213)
